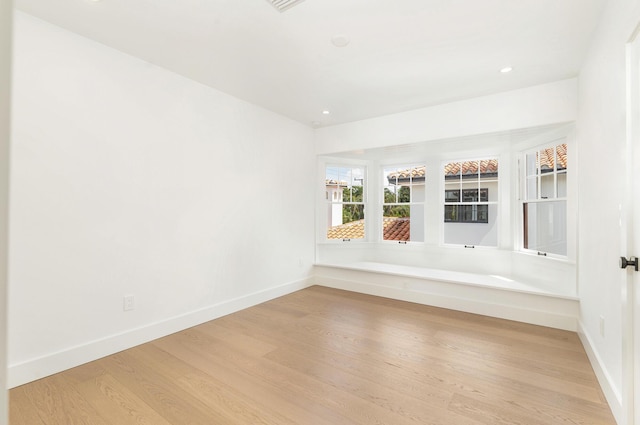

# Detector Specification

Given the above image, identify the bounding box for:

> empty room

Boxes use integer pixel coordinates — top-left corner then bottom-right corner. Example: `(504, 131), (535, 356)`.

(1, 0), (640, 424)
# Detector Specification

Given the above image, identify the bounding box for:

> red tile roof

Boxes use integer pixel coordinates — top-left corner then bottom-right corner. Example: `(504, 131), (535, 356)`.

(444, 159), (499, 177)
(539, 144), (567, 171)
(327, 218), (365, 239)
(345, 145), (567, 187)
(325, 179), (347, 186)
(387, 159), (501, 183)
(327, 217), (411, 241)
(387, 166), (426, 181)
(382, 217), (410, 241)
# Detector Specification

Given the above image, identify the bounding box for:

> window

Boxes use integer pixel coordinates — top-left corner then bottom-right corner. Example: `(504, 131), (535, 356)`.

(325, 166), (366, 240)
(443, 159), (499, 247)
(382, 165), (425, 242)
(444, 189), (489, 223)
(521, 143), (567, 256)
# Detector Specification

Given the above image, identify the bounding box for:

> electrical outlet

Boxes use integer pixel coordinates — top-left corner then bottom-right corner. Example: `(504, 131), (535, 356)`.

(599, 315), (605, 337)
(123, 295), (135, 311)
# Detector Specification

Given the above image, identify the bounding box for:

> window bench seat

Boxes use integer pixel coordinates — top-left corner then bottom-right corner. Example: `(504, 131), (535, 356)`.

(313, 261), (579, 331)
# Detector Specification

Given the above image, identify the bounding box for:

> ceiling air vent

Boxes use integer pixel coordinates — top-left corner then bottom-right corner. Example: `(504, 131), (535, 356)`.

(266, 0), (306, 12)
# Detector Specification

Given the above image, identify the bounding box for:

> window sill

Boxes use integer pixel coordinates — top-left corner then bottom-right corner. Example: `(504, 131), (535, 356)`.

(513, 249), (575, 265)
(314, 261), (577, 300)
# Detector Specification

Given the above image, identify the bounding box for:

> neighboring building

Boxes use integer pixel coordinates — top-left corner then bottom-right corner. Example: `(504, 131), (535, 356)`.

(325, 179), (347, 228)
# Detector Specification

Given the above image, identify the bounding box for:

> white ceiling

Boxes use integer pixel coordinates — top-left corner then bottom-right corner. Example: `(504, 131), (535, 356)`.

(14, 0), (606, 127)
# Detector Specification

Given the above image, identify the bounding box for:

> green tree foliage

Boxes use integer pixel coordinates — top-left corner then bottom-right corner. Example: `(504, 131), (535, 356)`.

(342, 186), (364, 223)
(383, 186), (410, 217)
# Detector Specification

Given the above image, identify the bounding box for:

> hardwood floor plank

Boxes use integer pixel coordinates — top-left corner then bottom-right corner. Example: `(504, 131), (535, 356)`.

(300, 286), (584, 352)
(21, 375), (110, 425)
(154, 329), (414, 425)
(195, 319), (278, 357)
(220, 300), (596, 400)
(76, 373), (173, 425)
(99, 351), (230, 425)
(448, 392), (615, 425)
(263, 344), (482, 425)
(130, 343), (303, 425)
(149, 333), (349, 425)
(59, 360), (107, 385)
(9, 389), (47, 425)
(9, 286), (616, 425)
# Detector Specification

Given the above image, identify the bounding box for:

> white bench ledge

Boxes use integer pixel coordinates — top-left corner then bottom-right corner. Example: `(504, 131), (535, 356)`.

(314, 261), (578, 301)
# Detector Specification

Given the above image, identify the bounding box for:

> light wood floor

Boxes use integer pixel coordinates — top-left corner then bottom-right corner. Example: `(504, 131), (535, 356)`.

(10, 286), (616, 425)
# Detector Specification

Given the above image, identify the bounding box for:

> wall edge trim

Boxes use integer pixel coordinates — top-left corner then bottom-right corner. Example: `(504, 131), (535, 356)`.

(577, 320), (623, 425)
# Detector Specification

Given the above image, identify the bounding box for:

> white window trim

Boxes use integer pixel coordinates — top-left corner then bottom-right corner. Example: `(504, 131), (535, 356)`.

(518, 141), (568, 259)
(381, 163), (426, 244)
(322, 162), (369, 243)
(440, 156), (500, 249)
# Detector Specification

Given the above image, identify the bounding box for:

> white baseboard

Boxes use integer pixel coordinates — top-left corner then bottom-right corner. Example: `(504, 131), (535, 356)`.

(8, 271), (579, 389)
(577, 321), (623, 425)
(8, 277), (314, 388)
(315, 274), (578, 331)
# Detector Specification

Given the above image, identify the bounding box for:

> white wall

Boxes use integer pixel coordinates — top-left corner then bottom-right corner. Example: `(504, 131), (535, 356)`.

(0, 0), (10, 422)
(576, 1), (640, 423)
(315, 78), (577, 155)
(8, 12), (315, 387)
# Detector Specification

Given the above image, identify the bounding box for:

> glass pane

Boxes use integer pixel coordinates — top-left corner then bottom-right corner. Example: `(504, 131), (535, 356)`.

(444, 162), (461, 181)
(480, 159), (498, 179)
(539, 147), (555, 173)
(326, 167), (345, 203)
(461, 180), (478, 192)
(382, 204), (424, 242)
(382, 206), (408, 241)
(461, 160), (479, 178)
(526, 176), (538, 201)
(353, 177), (365, 202)
(383, 166), (399, 203)
(444, 205), (489, 223)
(540, 173), (554, 199)
(326, 204), (365, 240)
(444, 204), (498, 246)
(383, 204), (410, 218)
(556, 143), (567, 171)
(384, 165), (424, 204)
(462, 189), (479, 202)
(444, 205), (456, 222)
(526, 152), (538, 177)
(557, 173), (567, 198)
(525, 152), (538, 200)
(383, 186), (397, 203)
(409, 204), (424, 242)
(342, 204), (364, 224)
(398, 186), (411, 203)
(445, 189), (460, 202)
(523, 201), (566, 256)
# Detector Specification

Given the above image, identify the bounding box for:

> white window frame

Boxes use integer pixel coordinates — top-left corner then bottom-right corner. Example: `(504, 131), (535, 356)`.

(518, 142), (568, 258)
(381, 164), (426, 244)
(324, 164), (368, 243)
(441, 157), (500, 248)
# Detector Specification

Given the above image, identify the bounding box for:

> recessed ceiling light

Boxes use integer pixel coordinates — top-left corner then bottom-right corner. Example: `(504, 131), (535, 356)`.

(500, 66), (513, 73)
(322, 110), (330, 115)
(331, 35), (350, 48)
